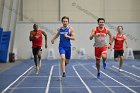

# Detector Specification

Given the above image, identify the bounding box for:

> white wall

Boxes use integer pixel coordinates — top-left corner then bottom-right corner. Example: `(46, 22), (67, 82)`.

(22, 0), (140, 22)
(14, 22), (140, 60)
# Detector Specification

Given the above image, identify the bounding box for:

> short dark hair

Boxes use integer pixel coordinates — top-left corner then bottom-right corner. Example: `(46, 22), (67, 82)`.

(97, 18), (105, 23)
(61, 16), (69, 22)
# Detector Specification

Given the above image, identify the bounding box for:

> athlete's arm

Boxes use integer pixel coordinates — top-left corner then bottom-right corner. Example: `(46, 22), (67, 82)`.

(42, 31), (48, 48)
(64, 27), (75, 40)
(110, 36), (115, 49)
(107, 29), (112, 49)
(124, 35), (128, 48)
(29, 31), (36, 41)
(89, 28), (96, 40)
(51, 28), (60, 44)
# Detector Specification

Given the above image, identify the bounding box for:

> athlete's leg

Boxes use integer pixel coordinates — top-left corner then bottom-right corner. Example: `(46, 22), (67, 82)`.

(65, 47), (71, 66)
(119, 56), (124, 70)
(33, 48), (38, 67)
(65, 59), (70, 66)
(34, 55), (38, 67)
(60, 54), (66, 77)
(114, 50), (119, 62)
(101, 47), (107, 69)
(102, 52), (107, 62)
(37, 48), (42, 68)
(59, 47), (66, 77)
(95, 47), (101, 78)
(96, 58), (100, 73)
(119, 50), (124, 71)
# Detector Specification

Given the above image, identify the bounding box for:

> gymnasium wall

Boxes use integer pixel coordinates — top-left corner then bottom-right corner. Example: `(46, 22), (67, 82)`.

(14, 22), (140, 59)
(0, 0), (4, 26)
(22, 0), (140, 22)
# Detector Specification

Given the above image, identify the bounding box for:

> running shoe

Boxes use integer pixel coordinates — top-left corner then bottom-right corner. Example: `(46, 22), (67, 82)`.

(62, 72), (66, 77)
(119, 69), (123, 72)
(97, 72), (100, 78)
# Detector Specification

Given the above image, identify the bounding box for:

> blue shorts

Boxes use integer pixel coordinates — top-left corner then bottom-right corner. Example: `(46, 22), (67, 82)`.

(59, 47), (71, 59)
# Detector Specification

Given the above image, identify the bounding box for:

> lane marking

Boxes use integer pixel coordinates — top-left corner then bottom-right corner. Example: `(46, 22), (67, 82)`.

(92, 66), (138, 93)
(1, 66), (33, 93)
(79, 64), (115, 93)
(73, 65), (93, 93)
(112, 65), (140, 79)
(110, 67), (140, 82)
(132, 65), (140, 70)
(45, 65), (54, 93)
(9, 85), (140, 89)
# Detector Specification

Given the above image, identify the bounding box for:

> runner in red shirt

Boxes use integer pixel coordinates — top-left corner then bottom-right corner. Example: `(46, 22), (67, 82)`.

(111, 26), (128, 71)
(90, 18), (112, 78)
(29, 24), (47, 74)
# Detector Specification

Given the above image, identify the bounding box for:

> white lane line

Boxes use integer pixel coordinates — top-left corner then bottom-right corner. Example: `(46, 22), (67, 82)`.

(132, 65), (140, 70)
(58, 63), (63, 93)
(22, 76), (48, 78)
(8, 85), (140, 89)
(110, 67), (140, 83)
(45, 65), (54, 93)
(79, 64), (115, 93)
(1, 66), (33, 93)
(92, 66), (138, 93)
(112, 65), (140, 79)
(9, 67), (34, 93)
(73, 65), (93, 93)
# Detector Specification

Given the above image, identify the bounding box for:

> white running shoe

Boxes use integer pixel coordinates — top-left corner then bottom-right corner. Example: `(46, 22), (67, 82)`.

(119, 69), (123, 72)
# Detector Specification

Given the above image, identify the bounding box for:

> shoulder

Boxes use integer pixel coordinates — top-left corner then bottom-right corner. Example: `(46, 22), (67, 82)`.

(92, 27), (97, 32)
(30, 30), (34, 34)
(105, 27), (109, 31)
(69, 27), (74, 31)
(123, 34), (127, 39)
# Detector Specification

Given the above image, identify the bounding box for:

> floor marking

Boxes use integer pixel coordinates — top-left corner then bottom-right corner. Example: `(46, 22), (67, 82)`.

(45, 65), (54, 93)
(78, 64), (115, 93)
(1, 66), (33, 93)
(73, 65), (93, 93)
(92, 66), (138, 93)
(112, 65), (140, 79)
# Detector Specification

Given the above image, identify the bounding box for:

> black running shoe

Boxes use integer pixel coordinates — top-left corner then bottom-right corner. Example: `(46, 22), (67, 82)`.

(62, 72), (66, 77)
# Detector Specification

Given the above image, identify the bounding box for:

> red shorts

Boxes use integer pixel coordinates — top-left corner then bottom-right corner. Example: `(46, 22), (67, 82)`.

(95, 46), (107, 59)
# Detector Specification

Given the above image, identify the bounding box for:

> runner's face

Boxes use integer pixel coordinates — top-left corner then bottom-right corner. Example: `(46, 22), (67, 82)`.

(117, 26), (123, 33)
(62, 19), (69, 27)
(33, 24), (38, 31)
(98, 20), (105, 28)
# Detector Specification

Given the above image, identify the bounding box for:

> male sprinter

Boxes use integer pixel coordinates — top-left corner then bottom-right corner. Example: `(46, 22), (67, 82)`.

(51, 16), (75, 77)
(111, 26), (128, 71)
(29, 24), (47, 74)
(89, 18), (112, 78)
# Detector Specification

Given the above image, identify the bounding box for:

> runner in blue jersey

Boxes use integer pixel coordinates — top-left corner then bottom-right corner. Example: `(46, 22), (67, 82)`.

(51, 16), (75, 77)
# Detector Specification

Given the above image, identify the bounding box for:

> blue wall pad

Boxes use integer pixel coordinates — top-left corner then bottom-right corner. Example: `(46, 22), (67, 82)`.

(0, 28), (3, 49)
(0, 31), (11, 63)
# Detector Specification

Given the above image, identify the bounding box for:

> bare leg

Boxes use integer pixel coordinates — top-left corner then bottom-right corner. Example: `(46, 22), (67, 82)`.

(60, 54), (66, 73)
(96, 58), (100, 73)
(38, 50), (42, 68)
(102, 52), (107, 69)
(102, 52), (107, 63)
(65, 59), (70, 66)
(119, 56), (124, 69)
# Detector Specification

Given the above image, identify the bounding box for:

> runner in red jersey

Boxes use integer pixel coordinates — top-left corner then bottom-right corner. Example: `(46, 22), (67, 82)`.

(29, 24), (47, 74)
(111, 26), (128, 71)
(89, 18), (112, 78)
